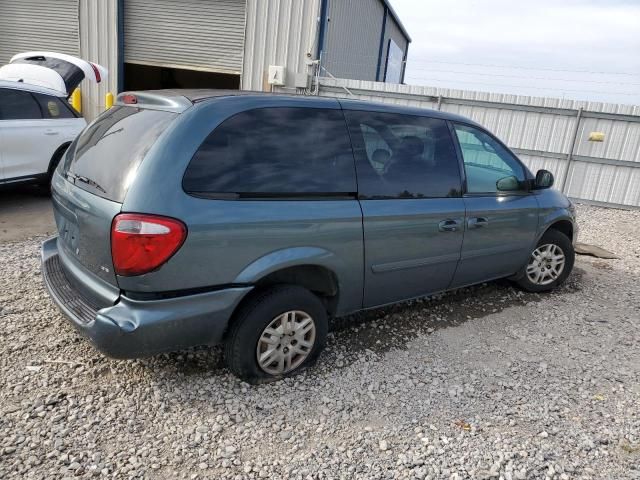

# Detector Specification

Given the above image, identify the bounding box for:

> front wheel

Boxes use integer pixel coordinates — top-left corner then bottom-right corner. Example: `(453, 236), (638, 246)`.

(223, 285), (328, 383)
(37, 145), (68, 195)
(515, 229), (575, 292)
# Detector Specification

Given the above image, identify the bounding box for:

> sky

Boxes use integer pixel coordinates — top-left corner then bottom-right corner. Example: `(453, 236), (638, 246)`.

(390, 0), (640, 105)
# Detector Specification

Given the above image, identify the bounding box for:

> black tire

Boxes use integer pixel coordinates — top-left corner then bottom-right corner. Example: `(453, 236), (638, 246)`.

(224, 285), (328, 383)
(515, 229), (575, 293)
(37, 145), (69, 195)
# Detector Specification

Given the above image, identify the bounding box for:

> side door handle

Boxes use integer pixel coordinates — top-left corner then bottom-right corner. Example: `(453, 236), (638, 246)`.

(44, 129), (59, 136)
(438, 219), (461, 232)
(468, 217), (489, 229)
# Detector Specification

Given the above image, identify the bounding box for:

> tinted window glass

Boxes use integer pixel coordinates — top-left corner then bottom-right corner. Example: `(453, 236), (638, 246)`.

(0, 88), (42, 120)
(345, 111), (462, 199)
(183, 107), (356, 196)
(33, 93), (76, 119)
(62, 106), (177, 202)
(454, 124), (525, 193)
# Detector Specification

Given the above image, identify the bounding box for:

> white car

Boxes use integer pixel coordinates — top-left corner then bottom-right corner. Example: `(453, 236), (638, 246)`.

(0, 52), (106, 188)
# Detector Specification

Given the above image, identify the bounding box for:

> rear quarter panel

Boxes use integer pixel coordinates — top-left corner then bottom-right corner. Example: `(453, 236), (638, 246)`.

(119, 96), (364, 315)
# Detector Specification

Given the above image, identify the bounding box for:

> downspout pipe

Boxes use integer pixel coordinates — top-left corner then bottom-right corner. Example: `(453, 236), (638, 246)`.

(316, 0), (329, 61)
(117, 0), (125, 92)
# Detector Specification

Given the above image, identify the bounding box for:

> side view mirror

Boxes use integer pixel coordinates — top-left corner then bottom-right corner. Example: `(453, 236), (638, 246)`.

(535, 169), (554, 189)
(496, 175), (520, 191)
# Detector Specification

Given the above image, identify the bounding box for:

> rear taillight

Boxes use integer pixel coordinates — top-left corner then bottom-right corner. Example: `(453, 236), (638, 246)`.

(111, 213), (187, 276)
(89, 62), (102, 83)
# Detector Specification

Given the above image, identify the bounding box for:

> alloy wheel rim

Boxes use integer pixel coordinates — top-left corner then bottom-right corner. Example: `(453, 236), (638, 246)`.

(256, 310), (316, 375)
(526, 243), (565, 286)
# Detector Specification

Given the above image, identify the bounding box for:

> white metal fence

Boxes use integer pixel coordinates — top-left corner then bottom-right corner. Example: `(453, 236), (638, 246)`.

(317, 77), (640, 209)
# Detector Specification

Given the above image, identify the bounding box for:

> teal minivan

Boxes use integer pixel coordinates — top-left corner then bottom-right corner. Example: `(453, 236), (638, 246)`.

(42, 90), (576, 382)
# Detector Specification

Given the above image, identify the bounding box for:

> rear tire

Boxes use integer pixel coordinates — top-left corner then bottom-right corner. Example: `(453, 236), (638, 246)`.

(515, 229), (574, 292)
(224, 285), (328, 383)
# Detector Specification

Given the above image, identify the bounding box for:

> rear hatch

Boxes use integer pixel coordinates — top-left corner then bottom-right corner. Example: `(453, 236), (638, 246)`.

(53, 105), (178, 287)
(0, 51), (107, 97)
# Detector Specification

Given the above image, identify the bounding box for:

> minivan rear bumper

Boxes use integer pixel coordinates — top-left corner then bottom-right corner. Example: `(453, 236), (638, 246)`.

(41, 237), (252, 358)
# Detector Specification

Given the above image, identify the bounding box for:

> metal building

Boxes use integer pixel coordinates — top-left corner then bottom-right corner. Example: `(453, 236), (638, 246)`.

(320, 0), (411, 82)
(0, 0), (411, 120)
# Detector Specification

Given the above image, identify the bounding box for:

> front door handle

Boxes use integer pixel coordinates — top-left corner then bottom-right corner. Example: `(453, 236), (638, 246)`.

(44, 130), (59, 136)
(468, 217), (489, 229)
(438, 219), (461, 232)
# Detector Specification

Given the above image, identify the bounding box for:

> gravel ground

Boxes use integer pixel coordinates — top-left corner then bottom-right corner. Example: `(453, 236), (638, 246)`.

(1, 204), (638, 479)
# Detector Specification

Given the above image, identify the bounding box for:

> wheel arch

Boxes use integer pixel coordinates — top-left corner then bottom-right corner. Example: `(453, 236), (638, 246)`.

(223, 263), (340, 343)
(232, 246), (344, 310)
(543, 218), (574, 243)
(235, 263), (340, 317)
(47, 142), (71, 176)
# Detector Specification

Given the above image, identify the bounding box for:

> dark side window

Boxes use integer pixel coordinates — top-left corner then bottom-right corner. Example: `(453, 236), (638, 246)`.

(32, 93), (77, 119)
(183, 107), (357, 197)
(0, 88), (42, 120)
(345, 111), (462, 199)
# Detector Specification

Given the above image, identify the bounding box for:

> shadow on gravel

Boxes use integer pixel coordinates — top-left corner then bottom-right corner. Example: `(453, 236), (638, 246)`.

(0, 184), (55, 243)
(141, 266), (587, 378)
(327, 266), (585, 357)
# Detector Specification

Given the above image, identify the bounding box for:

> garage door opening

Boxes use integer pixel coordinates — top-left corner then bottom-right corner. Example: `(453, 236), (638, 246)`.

(124, 63), (240, 91)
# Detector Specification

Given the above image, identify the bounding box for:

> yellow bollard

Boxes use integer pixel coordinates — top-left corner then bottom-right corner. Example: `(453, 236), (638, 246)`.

(71, 88), (82, 114)
(105, 92), (114, 110)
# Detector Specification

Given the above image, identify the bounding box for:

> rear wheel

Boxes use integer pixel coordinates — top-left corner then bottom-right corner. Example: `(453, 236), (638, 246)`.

(515, 229), (574, 292)
(224, 285), (328, 383)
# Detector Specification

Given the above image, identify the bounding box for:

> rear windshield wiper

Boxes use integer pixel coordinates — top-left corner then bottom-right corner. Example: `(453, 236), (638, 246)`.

(70, 173), (107, 194)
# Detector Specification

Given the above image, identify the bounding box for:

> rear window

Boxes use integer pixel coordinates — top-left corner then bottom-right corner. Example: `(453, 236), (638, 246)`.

(182, 107), (356, 197)
(62, 106), (177, 202)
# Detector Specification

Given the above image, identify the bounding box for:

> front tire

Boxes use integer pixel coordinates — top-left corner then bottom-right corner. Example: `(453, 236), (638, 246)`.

(224, 285), (328, 383)
(516, 229), (575, 292)
(37, 144), (68, 195)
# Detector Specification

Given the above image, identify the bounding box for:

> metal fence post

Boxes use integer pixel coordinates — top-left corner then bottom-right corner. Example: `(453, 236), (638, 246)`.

(561, 107), (583, 193)
(437, 95), (443, 111)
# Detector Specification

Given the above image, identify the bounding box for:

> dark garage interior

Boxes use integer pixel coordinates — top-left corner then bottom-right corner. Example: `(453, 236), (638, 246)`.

(124, 63), (240, 91)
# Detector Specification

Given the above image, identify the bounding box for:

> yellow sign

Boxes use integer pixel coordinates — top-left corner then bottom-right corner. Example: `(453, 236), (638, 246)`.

(588, 132), (605, 142)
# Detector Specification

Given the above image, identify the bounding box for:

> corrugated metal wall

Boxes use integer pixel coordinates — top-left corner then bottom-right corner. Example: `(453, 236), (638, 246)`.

(79, 0), (119, 121)
(318, 77), (640, 208)
(124, 0), (246, 74)
(322, 0), (384, 81)
(0, 0), (116, 122)
(242, 0), (321, 91)
(0, 0), (80, 64)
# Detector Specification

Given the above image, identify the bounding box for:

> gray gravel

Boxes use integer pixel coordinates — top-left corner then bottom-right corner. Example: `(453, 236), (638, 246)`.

(1, 204), (639, 479)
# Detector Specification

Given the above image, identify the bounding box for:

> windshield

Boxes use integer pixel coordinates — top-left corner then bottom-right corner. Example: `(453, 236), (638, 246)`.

(61, 106), (177, 202)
